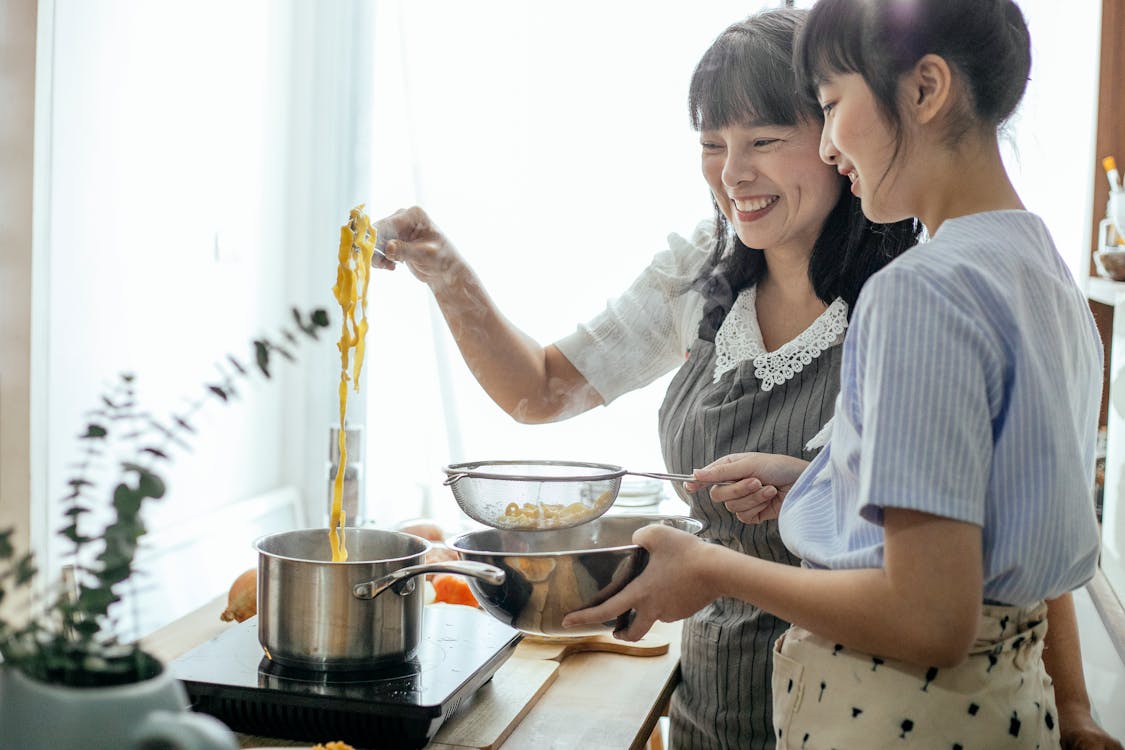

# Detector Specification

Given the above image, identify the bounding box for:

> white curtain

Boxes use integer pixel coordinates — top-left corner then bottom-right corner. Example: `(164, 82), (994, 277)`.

(359, 0), (781, 531)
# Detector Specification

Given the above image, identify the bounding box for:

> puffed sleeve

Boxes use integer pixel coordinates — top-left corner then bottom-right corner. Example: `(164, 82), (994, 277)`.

(554, 222), (712, 404)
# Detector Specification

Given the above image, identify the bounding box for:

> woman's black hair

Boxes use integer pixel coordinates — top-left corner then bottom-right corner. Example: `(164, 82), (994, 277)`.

(688, 8), (920, 340)
(793, 0), (1032, 157)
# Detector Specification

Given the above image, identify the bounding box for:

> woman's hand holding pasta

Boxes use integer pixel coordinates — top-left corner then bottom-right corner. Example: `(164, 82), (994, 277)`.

(685, 452), (808, 525)
(375, 206), (464, 289)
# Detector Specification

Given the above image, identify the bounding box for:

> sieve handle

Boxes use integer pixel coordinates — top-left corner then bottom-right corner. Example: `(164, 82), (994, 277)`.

(624, 470), (735, 486)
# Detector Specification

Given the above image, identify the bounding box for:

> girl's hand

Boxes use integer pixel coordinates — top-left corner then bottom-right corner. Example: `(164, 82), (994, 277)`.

(684, 452), (809, 524)
(374, 206), (464, 289)
(560, 524), (723, 641)
(1059, 708), (1124, 750)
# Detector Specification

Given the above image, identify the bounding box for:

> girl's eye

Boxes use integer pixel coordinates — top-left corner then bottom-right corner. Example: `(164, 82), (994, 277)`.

(820, 101), (836, 116)
(701, 141), (724, 151)
(754, 139), (779, 148)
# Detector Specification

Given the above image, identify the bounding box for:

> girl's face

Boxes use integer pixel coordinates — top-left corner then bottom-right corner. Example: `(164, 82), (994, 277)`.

(701, 119), (841, 256)
(816, 73), (908, 224)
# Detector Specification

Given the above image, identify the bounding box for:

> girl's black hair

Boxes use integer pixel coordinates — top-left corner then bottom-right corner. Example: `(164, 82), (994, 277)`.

(688, 8), (920, 341)
(793, 0), (1032, 153)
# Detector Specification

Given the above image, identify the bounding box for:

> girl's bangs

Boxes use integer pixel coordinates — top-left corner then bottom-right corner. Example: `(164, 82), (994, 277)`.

(794, 0), (867, 101)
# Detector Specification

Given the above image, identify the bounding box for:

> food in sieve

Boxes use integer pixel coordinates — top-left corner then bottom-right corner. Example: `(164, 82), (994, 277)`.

(442, 459), (730, 531)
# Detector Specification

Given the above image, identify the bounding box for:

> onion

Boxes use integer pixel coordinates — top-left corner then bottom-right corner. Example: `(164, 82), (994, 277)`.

(220, 568), (257, 623)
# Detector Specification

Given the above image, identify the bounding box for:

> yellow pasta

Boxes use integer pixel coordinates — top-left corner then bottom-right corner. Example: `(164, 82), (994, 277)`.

(497, 490), (615, 530)
(328, 205), (376, 562)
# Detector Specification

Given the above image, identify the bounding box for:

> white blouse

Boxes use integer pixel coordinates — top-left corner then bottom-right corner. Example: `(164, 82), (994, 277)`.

(555, 221), (847, 424)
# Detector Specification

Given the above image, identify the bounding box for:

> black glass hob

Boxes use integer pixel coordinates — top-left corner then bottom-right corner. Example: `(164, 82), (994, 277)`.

(169, 604), (521, 749)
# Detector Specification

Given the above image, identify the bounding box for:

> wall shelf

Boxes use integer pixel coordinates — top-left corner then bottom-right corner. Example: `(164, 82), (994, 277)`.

(1086, 274), (1125, 665)
(1087, 276), (1125, 306)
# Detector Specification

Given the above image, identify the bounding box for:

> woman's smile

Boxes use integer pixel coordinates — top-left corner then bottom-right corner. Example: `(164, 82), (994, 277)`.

(731, 194), (781, 222)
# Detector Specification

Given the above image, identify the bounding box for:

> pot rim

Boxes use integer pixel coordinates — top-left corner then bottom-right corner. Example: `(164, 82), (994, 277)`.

(253, 527), (432, 565)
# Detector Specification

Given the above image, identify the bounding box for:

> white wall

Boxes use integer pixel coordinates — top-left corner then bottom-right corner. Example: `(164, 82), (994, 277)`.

(1002, 0), (1102, 280)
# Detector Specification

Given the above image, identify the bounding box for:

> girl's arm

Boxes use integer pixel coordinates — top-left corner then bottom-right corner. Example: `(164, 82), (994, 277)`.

(1042, 593), (1124, 750)
(565, 507), (983, 667)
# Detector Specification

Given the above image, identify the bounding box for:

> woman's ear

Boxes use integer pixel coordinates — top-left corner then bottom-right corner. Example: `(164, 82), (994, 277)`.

(906, 53), (954, 125)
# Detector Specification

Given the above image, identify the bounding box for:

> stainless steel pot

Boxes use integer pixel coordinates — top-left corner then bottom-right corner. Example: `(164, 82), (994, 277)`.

(254, 528), (504, 671)
(445, 514), (705, 637)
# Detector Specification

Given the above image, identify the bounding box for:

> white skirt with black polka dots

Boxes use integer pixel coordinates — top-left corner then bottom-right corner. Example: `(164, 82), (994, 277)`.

(770, 602), (1058, 750)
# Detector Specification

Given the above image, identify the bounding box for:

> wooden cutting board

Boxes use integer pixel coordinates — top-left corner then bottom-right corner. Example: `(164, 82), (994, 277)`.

(428, 632), (668, 749)
(428, 656), (559, 750)
(515, 632), (670, 661)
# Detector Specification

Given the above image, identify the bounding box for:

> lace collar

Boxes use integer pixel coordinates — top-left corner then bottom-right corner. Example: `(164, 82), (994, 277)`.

(713, 286), (848, 391)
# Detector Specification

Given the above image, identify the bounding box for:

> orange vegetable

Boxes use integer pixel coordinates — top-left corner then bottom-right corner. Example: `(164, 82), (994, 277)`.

(432, 574), (479, 607)
(220, 568), (257, 623)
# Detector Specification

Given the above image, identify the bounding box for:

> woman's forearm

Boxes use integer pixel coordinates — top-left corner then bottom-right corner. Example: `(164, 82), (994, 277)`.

(378, 205), (602, 423)
(429, 262), (602, 423)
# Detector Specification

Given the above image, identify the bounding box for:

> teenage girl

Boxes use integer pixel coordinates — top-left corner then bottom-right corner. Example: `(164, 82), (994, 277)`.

(565, 1), (1120, 747)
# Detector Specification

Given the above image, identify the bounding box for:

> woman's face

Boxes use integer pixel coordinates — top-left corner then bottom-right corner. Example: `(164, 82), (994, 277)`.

(816, 73), (908, 223)
(700, 118), (841, 256)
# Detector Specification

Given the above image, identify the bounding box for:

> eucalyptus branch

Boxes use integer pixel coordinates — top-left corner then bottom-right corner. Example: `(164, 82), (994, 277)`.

(0, 306), (331, 686)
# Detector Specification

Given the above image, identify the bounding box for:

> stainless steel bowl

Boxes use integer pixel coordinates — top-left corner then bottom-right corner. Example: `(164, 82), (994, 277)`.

(445, 514), (705, 637)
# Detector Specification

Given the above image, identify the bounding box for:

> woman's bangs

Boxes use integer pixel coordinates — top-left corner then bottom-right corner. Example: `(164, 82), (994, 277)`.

(690, 36), (805, 130)
(690, 51), (758, 130)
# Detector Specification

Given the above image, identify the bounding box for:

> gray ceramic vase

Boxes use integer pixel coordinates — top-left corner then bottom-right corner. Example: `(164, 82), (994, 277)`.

(0, 657), (237, 750)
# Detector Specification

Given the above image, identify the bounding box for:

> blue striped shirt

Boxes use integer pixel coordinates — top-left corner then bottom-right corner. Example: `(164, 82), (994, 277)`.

(778, 211), (1103, 606)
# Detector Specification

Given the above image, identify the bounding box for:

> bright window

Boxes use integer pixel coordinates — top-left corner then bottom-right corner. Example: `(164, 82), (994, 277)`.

(359, 0), (782, 531)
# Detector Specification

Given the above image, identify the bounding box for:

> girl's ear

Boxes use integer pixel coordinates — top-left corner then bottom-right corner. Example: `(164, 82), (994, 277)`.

(906, 53), (954, 125)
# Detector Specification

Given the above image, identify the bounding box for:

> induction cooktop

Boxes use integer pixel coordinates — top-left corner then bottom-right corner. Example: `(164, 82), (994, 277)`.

(169, 604), (521, 749)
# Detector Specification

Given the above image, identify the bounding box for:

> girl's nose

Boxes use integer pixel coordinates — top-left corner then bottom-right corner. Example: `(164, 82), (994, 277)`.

(819, 127), (840, 166)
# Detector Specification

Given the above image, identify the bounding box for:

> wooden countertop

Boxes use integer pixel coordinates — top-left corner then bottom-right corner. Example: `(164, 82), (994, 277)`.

(143, 596), (681, 750)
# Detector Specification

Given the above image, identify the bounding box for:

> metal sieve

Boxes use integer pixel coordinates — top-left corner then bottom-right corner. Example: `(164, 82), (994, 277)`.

(442, 459), (721, 531)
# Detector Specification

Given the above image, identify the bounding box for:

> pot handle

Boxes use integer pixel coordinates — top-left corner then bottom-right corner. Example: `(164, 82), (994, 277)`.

(442, 472), (468, 486)
(353, 560), (505, 600)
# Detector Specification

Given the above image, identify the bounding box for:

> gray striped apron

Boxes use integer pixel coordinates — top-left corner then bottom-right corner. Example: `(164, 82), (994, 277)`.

(657, 336), (842, 750)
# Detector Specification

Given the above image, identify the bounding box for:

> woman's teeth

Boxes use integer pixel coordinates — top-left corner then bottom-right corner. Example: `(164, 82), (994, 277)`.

(733, 196), (779, 212)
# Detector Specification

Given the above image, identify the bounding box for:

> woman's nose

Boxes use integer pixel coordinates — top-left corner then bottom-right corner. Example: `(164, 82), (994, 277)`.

(819, 127), (839, 166)
(722, 150), (757, 187)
